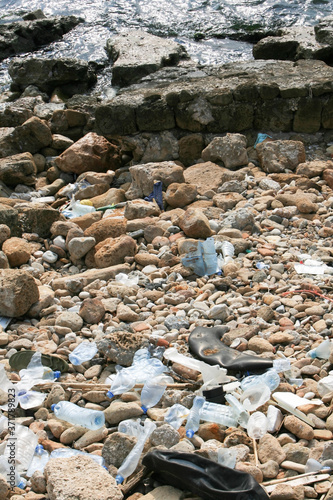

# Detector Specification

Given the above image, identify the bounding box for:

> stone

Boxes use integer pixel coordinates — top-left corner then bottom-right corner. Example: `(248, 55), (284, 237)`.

(140, 485), (183, 500)
(178, 208), (212, 238)
(116, 303), (140, 322)
(183, 162), (229, 195)
(0, 224), (10, 246)
(44, 455), (123, 500)
(256, 140), (306, 173)
(165, 183), (197, 208)
(258, 434), (286, 465)
(124, 200), (161, 220)
(84, 218), (126, 243)
(213, 192), (244, 211)
(102, 432), (137, 467)
(0, 474), (9, 498)
(67, 237), (96, 260)
(150, 424), (180, 448)
(60, 426), (87, 445)
(45, 385), (67, 408)
(0, 268), (39, 317)
(178, 133), (204, 166)
(248, 336), (275, 354)
(0, 117), (52, 158)
(93, 235), (137, 268)
(126, 161), (184, 199)
(55, 312), (83, 332)
(0, 152), (37, 186)
(235, 462), (263, 483)
(56, 132), (121, 174)
(28, 285), (55, 318)
(17, 203), (62, 238)
(284, 416), (314, 440)
(89, 188), (126, 209)
(9, 56), (97, 95)
(97, 331), (148, 366)
(30, 470), (47, 494)
(104, 401), (143, 425)
(0, 15), (82, 61)
(202, 133), (248, 169)
(73, 427), (108, 450)
(2, 237), (31, 267)
(79, 298), (105, 324)
(106, 30), (187, 86)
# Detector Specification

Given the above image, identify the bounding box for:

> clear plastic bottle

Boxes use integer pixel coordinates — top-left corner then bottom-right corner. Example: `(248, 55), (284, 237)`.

(17, 389), (46, 410)
(118, 419), (143, 438)
(199, 401), (238, 428)
(217, 448), (238, 469)
(0, 365), (18, 411)
(51, 401), (105, 430)
(164, 404), (189, 430)
(5, 423), (39, 474)
(107, 368), (137, 399)
(19, 351), (61, 385)
(224, 394), (249, 428)
(116, 419), (156, 484)
(69, 341), (98, 365)
(50, 448), (105, 466)
(247, 411), (268, 440)
(0, 456), (26, 489)
(26, 445), (49, 477)
(141, 374), (174, 413)
(241, 369), (280, 392)
(240, 383), (271, 412)
(307, 339), (332, 360)
(185, 396), (206, 438)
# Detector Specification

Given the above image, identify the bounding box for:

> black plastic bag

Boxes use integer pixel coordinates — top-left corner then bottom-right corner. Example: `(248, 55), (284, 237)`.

(142, 450), (269, 500)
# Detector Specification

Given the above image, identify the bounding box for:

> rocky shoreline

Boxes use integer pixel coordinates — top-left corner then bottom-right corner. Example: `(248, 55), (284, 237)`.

(0, 10), (333, 500)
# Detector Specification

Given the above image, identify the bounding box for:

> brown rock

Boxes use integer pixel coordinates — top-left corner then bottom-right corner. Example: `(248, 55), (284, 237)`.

(258, 434), (286, 464)
(0, 152), (37, 186)
(165, 183), (197, 208)
(213, 192), (244, 210)
(94, 235), (137, 268)
(56, 132), (121, 174)
(202, 133), (248, 169)
(124, 199), (161, 220)
(183, 161), (228, 195)
(256, 140), (306, 173)
(126, 161), (184, 199)
(70, 211), (103, 231)
(178, 208), (212, 238)
(79, 298), (105, 324)
(0, 268), (39, 317)
(89, 188), (126, 209)
(235, 462), (263, 483)
(2, 236), (31, 266)
(84, 217), (126, 243)
(283, 416), (314, 440)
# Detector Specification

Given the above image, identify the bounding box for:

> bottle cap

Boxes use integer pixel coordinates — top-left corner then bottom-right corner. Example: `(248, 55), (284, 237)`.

(116, 474), (124, 484)
(106, 391), (114, 399)
(141, 405), (148, 414)
(54, 371), (61, 379)
(185, 429), (194, 438)
(51, 404), (56, 411)
(17, 479), (26, 489)
(35, 444), (44, 454)
(17, 390), (27, 397)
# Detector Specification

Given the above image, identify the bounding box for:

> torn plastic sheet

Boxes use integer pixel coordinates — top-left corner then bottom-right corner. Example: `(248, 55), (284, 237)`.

(0, 316), (11, 330)
(181, 237), (219, 276)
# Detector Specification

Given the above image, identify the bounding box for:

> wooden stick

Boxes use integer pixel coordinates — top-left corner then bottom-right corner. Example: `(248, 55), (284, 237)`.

(120, 466), (148, 495)
(253, 439), (259, 467)
(30, 381), (198, 391)
(262, 469), (331, 487)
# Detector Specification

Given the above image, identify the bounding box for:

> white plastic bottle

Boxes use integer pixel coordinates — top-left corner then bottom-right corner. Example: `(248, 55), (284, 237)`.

(307, 339), (332, 360)
(26, 445), (50, 477)
(51, 401), (105, 430)
(185, 396), (206, 438)
(69, 341), (98, 365)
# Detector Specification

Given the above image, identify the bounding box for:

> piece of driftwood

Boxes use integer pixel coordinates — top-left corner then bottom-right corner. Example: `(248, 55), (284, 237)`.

(31, 381), (198, 391)
(120, 466), (148, 496)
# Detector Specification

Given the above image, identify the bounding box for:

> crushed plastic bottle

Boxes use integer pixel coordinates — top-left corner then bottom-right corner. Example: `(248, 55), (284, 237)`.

(116, 419), (156, 484)
(185, 396), (205, 438)
(240, 383), (271, 412)
(61, 200), (96, 219)
(273, 358), (291, 373)
(17, 389), (46, 410)
(69, 341), (98, 365)
(26, 445), (49, 477)
(19, 351), (61, 385)
(307, 339), (332, 360)
(0, 365), (18, 411)
(199, 401), (238, 428)
(164, 404), (189, 430)
(241, 369), (280, 392)
(3, 423), (39, 474)
(217, 447), (238, 469)
(317, 372), (333, 397)
(247, 412), (268, 439)
(181, 237), (219, 276)
(141, 374), (174, 413)
(0, 456), (26, 489)
(51, 401), (105, 430)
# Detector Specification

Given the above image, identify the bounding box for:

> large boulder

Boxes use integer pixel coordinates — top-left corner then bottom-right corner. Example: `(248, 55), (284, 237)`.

(0, 15), (83, 61)
(44, 455), (123, 500)
(106, 30), (188, 86)
(0, 117), (52, 158)
(256, 140), (306, 173)
(126, 161), (184, 199)
(0, 269), (39, 317)
(17, 203), (62, 238)
(0, 152), (37, 186)
(55, 132), (121, 174)
(8, 57), (97, 95)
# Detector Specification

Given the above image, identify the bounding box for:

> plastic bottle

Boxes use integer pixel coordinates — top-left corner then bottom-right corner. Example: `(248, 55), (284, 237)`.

(241, 369), (280, 392)
(51, 401), (105, 430)
(26, 445), (49, 477)
(224, 394), (249, 428)
(107, 368), (137, 398)
(199, 401), (238, 428)
(185, 396), (206, 438)
(0, 456), (26, 489)
(317, 373), (333, 397)
(69, 341), (98, 365)
(0, 365), (18, 411)
(17, 389), (46, 410)
(217, 448), (238, 469)
(273, 358), (291, 373)
(4, 423), (39, 474)
(247, 412), (268, 440)
(164, 404), (189, 430)
(50, 448), (105, 466)
(118, 419), (143, 438)
(141, 374), (174, 413)
(116, 419), (156, 484)
(240, 383), (271, 412)
(307, 339), (332, 360)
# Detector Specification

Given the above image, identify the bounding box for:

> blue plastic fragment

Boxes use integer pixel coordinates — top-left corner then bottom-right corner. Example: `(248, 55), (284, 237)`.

(254, 133), (272, 149)
(145, 181), (164, 210)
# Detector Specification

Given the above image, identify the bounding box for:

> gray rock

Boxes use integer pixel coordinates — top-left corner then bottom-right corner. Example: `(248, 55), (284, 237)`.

(220, 208), (256, 233)
(55, 312), (83, 332)
(31, 470), (47, 494)
(104, 401), (143, 425)
(0, 117), (52, 158)
(102, 432), (137, 467)
(106, 30), (188, 87)
(9, 57), (97, 95)
(150, 423), (180, 448)
(44, 455), (123, 500)
(0, 15), (83, 61)
(202, 134), (248, 169)
(126, 161), (184, 200)
(68, 237), (96, 260)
